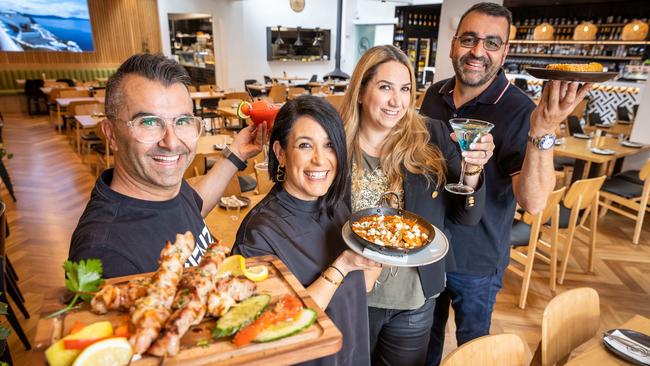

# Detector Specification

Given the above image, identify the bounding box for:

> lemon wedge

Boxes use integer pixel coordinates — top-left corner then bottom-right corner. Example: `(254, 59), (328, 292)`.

(71, 337), (132, 366)
(217, 255), (269, 282)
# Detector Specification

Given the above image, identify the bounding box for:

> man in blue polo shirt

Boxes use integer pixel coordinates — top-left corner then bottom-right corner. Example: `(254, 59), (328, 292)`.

(420, 3), (592, 365)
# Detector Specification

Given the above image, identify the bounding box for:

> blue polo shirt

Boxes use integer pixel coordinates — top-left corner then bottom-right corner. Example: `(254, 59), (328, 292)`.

(419, 70), (535, 275)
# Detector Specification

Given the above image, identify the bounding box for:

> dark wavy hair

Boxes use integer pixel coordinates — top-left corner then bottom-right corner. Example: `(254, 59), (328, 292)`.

(105, 53), (191, 119)
(268, 95), (349, 218)
(457, 2), (512, 36)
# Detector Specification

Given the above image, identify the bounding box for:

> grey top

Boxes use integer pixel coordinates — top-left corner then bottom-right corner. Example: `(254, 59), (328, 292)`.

(351, 151), (426, 310)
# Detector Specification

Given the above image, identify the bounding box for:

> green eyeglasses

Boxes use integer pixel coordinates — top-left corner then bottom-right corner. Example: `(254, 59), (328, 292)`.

(114, 115), (204, 144)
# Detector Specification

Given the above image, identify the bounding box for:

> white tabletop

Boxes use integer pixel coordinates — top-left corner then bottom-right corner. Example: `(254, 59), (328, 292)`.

(190, 91), (225, 100)
(40, 86), (90, 95)
(74, 115), (102, 129)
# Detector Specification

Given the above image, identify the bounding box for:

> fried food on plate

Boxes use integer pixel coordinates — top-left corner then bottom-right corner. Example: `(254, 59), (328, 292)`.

(545, 62), (603, 72)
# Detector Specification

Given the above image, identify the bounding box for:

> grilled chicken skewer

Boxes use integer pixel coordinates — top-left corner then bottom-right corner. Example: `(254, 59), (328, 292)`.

(90, 277), (151, 314)
(148, 244), (230, 356)
(207, 276), (257, 317)
(129, 232), (195, 355)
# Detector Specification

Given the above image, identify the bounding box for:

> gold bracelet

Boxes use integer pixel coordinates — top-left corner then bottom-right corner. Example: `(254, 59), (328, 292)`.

(464, 166), (483, 176)
(320, 271), (342, 286)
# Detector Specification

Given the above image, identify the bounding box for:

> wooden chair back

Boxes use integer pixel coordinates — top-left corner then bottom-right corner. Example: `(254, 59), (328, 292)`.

(440, 333), (525, 366)
(69, 101), (103, 116)
(557, 175), (606, 284)
(416, 92), (426, 109)
(564, 176), (606, 211)
(218, 99), (244, 108)
(510, 187), (566, 308)
(268, 85), (287, 103)
(287, 87), (307, 99)
(49, 87), (76, 102)
(59, 89), (91, 98)
(311, 86), (331, 95)
(92, 88), (106, 97)
(599, 158), (650, 244)
(324, 94), (344, 110)
(225, 92), (250, 101)
(184, 154), (207, 179)
(188, 85), (197, 93)
(199, 84), (218, 92)
(541, 287), (600, 366)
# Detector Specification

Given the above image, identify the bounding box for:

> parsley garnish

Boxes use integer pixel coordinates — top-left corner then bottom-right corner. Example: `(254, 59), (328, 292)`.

(46, 259), (104, 318)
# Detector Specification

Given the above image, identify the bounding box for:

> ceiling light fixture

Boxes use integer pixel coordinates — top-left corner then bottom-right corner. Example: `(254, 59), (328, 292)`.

(274, 25), (284, 45)
(294, 26), (303, 46)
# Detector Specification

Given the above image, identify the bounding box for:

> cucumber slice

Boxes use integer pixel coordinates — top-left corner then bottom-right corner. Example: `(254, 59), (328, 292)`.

(212, 294), (271, 339)
(254, 308), (317, 343)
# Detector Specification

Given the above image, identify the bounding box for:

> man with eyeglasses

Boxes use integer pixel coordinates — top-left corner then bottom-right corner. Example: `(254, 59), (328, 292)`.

(420, 3), (592, 365)
(69, 53), (263, 278)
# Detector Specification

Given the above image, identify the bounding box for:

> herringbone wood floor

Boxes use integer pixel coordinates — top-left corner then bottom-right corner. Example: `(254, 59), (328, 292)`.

(1, 112), (649, 365)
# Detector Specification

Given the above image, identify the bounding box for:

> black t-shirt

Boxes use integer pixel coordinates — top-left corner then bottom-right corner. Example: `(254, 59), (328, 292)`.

(419, 70), (535, 275)
(233, 185), (371, 366)
(69, 169), (214, 278)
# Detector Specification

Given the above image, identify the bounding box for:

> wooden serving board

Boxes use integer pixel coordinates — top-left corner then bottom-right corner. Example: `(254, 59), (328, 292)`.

(33, 256), (342, 365)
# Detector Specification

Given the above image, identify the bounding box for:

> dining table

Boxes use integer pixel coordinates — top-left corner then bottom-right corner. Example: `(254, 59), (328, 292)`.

(274, 76), (308, 84)
(246, 83), (273, 92)
(196, 134), (235, 157)
(554, 135), (650, 182)
(190, 91), (225, 109)
(204, 190), (265, 246)
(55, 96), (105, 133)
(73, 114), (104, 154)
(566, 314), (650, 365)
(584, 122), (633, 137)
(40, 86), (90, 95)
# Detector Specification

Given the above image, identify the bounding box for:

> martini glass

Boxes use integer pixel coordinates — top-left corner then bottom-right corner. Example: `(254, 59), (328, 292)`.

(444, 118), (494, 195)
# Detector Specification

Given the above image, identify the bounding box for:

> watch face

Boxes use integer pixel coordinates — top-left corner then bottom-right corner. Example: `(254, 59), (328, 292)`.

(540, 135), (555, 149)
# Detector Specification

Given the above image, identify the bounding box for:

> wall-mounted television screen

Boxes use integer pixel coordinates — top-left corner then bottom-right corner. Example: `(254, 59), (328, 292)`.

(0, 0), (94, 52)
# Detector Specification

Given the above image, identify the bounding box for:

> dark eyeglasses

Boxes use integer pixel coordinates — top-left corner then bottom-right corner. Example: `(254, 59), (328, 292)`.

(454, 35), (505, 51)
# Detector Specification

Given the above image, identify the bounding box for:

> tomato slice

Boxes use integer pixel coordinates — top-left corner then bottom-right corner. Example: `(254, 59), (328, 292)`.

(63, 337), (107, 350)
(233, 295), (303, 347)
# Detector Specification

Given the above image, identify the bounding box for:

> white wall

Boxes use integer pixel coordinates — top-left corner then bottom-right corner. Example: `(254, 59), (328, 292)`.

(157, 0), (339, 90)
(434, 0), (502, 83)
(622, 77), (650, 170)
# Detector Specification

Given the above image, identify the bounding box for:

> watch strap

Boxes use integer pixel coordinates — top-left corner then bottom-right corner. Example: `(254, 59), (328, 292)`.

(223, 146), (247, 171)
(528, 133), (555, 150)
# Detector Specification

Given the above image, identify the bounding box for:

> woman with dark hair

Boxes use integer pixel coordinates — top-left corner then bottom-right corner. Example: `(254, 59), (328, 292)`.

(339, 45), (494, 365)
(233, 95), (381, 366)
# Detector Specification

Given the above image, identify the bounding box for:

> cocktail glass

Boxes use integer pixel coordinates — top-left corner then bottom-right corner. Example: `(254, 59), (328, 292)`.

(444, 118), (494, 195)
(236, 100), (281, 162)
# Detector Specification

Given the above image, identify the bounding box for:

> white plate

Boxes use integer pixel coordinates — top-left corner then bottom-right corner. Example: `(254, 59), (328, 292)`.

(573, 133), (591, 139)
(621, 140), (644, 148)
(341, 221), (449, 267)
(591, 148), (615, 155)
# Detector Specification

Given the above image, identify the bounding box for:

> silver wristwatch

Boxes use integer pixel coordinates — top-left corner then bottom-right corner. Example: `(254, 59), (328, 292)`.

(527, 133), (556, 150)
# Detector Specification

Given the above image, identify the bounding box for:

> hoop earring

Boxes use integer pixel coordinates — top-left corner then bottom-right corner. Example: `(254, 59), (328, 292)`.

(276, 165), (286, 182)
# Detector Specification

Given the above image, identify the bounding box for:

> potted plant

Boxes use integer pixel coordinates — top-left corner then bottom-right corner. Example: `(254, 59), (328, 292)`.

(0, 294), (10, 366)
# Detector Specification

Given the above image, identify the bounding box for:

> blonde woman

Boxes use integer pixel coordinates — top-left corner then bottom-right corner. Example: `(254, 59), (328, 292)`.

(340, 45), (494, 365)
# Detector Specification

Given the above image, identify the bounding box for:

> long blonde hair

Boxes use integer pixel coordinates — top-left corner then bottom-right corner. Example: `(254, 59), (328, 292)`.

(340, 45), (446, 192)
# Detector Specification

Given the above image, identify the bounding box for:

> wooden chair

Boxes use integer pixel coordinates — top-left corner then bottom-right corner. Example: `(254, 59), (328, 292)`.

(92, 88), (106, 97)
(218, 99), (244, 130)
(415, 92), (426, 109)
(188, 85), (197, 93)
(225, 92), (250, 101)
(311, 86), (331, 95)
(537, 287), (600, 366)
(287, 87), (307, 99)
(599, 158), (650, 244)
(199, 84), (219, 92)
(58, 89), (91, 98)
(557, 176), (606, 284)
(184, 154), (207, 179)
(68, 101), (103, 155)
(508, 187), (566, 309)
(440, 333), (525, 366)
(92, 122), (112, 176)
(324, 94), (344, 110)
(268, 84), (287, 103)
(48, 87), (76, 128)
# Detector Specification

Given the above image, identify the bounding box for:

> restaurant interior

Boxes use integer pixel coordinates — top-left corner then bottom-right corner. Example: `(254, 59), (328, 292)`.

(0, 0), (649, 364)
